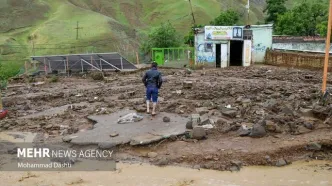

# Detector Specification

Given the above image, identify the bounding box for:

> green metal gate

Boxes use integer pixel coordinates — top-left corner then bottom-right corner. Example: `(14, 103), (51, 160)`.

(152, 47), (194, 68)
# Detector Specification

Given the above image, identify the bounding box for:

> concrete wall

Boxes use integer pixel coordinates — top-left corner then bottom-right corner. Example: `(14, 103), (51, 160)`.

(251, 25), (273, 63)
(272, 43), (332, 53)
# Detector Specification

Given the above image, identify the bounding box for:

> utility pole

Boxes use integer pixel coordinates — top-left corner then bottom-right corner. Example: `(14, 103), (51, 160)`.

(246, 0), (250, 25)
(74, 21), (83, 40)
(322, 0), (332, 93)
(188, 0), (196, 25)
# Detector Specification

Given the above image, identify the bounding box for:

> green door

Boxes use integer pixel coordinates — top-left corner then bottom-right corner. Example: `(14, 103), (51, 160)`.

(153, 49), (164, 66)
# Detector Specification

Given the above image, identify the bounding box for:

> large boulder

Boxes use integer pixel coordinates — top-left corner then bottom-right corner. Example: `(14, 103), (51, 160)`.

(249, 124), (266, 138)
(192, 127), (206, 140)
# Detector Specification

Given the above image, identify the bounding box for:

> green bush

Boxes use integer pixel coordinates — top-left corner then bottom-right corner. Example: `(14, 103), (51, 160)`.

(49, 76), (58, 83)
(0, 62), (21, 81)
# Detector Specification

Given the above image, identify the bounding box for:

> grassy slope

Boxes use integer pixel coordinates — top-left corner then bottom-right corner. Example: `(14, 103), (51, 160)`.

(0, 0), (326, 72)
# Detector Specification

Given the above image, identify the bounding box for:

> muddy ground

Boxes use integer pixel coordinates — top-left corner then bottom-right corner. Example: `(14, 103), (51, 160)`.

(1, 65), (332, 171)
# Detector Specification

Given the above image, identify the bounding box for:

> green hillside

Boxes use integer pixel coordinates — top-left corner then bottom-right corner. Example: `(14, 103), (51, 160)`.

(0, 0), (327, 67)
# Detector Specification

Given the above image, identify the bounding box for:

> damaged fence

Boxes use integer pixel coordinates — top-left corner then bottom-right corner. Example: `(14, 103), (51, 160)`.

(265, 49), (332, 71)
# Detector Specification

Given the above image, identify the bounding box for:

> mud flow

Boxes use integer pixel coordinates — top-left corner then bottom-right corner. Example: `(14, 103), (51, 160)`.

(1, 66), (332, 185)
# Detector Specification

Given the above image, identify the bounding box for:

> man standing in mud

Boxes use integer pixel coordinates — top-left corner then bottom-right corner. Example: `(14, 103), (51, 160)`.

(142, 62), (163, 116)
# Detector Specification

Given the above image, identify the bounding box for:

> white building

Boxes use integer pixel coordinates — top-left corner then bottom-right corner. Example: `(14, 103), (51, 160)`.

(194, 24), (273, 67)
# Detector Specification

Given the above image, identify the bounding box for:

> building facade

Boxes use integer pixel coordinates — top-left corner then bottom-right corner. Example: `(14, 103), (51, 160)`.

(194, 24), (273, 67)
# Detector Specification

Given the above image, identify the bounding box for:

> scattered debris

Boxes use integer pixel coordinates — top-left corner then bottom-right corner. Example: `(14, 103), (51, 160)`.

(110, 132), (119, 137)
(117, 113), (144, 124)
(163, 116), (170, 122)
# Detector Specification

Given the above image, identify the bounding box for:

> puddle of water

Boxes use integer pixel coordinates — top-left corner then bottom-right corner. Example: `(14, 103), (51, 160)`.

(0, 161), (331, 186)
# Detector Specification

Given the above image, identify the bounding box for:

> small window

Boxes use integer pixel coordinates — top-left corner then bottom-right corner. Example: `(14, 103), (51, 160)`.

(205, 43), (213, 52)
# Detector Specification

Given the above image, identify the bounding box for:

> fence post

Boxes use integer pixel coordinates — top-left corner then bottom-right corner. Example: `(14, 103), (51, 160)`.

(136, 52), (140, 64)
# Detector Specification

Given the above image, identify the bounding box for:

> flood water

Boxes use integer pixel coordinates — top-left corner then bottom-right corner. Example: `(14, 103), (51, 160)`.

(0, 161), (331, 186)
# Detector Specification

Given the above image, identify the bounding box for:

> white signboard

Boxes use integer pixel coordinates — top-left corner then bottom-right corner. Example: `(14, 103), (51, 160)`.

(205, 26), (244, 40)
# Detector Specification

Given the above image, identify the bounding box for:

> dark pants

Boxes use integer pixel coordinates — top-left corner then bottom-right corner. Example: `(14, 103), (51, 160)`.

(146, 86), (159, 103)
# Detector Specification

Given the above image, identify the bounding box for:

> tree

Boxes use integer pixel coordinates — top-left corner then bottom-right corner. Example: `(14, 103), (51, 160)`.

(184, 24), (204, 47)
(210, 10), (239, 26)
(264, 0), (287, 23)
(140, 22), (180, 54)
(275, 2), (328, 36)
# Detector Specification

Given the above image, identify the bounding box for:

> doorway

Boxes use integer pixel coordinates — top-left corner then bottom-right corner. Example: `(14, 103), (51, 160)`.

(230, 40), (243, 66)
(216, 44), (221, 68)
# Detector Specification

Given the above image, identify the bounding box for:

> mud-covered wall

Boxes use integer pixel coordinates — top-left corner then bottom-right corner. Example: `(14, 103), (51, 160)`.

(265, 50), (332, 71)
(272, 43), (332, 53)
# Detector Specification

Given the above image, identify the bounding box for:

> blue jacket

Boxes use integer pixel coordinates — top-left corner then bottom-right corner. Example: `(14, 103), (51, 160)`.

(142, 67), (163, 88)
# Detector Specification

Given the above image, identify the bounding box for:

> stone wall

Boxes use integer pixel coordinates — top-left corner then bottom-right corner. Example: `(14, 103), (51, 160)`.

(265, 49), (332, 71)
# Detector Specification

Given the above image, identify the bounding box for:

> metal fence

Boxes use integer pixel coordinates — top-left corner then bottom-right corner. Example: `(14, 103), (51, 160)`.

(152, 47), (194, 68)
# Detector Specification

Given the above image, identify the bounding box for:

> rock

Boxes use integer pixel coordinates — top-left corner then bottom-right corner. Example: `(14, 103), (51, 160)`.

(163, 116), (170, 123)
(304, 122), (314, 130)
(263, 99), (277, 109)
(148, 152), (158, 158)
(222, 110), (237, 118)
(110, 133), (119, 137)
(186, 121), (193, 129)
(265, 120), (277, 132)
(193, 165), (201, 170)
(200, 119), (214, 126)
(275, 125), (283, 133)
(45, 124), (53, 130)
(229, 166), (240, 172)
(287, 94), (296, 101)
(134, 105), (146, 113)
(7, 146), (18, 154)
(98, 142), (116, 149)
(271, 92), (281, 98)
(62, 136), (77, 143)
(306, 142), (322, 151)
(236, 96), (243, 103)
(238, 125), (251, 137)
(203, 162), (214, 169)
(276, 159), (287, 167)
(312, 105), (331, 120)
(265, 155), (272, 163)
(296, 125), (312, 135)
(156, 157), (169, 166)
(183, 81), (193, 89)
(249, 124), (266, 138)
(241, 99), (251, 107)
(230, 160), (243, 168)
(196, 107), (209, 115)
(203, 101), (214, 108)
(169, 135), (177, 141)
(216, 118), (232, 125)
(192, 127), (206, 140)
(299, 108), (314, 117)
(281, 104), (294, 116)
